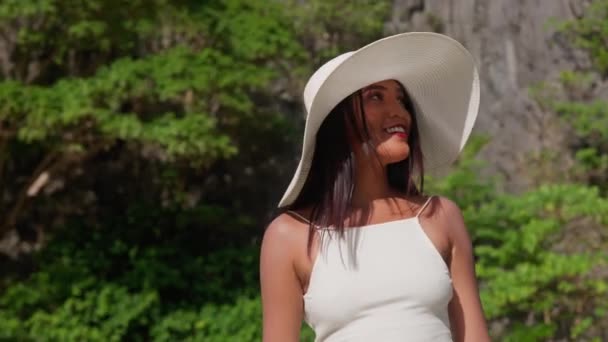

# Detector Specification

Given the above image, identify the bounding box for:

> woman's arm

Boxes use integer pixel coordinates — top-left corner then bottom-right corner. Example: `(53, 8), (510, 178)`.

(260, 216), (303, 342)
(438, 197), (491, 342)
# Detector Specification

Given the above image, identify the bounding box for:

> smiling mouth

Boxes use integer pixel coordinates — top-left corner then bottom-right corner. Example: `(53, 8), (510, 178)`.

(384, 125), (408, 136)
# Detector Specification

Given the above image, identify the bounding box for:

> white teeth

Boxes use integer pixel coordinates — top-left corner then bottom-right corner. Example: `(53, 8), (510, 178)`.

(385, 126), (406, 133)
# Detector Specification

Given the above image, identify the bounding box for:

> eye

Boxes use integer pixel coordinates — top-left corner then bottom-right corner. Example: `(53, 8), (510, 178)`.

(368, 91), (383, 101)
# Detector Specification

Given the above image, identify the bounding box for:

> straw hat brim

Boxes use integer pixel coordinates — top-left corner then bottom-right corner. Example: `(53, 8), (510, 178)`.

(278, 32), (480, 208)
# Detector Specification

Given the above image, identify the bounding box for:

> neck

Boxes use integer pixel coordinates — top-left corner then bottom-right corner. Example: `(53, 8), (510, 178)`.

(351, 153), (397, 207)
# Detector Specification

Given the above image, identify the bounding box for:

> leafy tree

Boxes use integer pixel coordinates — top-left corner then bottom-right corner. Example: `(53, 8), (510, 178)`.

(0, 0), (390, 340)
(0, 0), (305, 247)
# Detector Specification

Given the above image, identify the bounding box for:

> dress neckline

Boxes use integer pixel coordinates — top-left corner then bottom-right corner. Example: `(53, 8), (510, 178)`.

(288, 196), (435, 231)
(314, 215), (419, 231)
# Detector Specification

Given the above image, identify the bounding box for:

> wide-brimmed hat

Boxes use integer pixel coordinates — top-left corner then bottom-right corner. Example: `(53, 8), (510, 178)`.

(278, 32), (480, 208)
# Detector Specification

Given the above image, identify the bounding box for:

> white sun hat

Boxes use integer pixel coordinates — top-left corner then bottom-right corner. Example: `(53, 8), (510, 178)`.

(278, 32), (480, 208)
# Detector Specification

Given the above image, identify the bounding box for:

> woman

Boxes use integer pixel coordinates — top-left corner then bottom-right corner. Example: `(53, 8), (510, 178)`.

(260, 32), (490, 342)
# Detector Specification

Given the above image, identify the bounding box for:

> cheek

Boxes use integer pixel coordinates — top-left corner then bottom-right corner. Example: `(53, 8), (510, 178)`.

(361, 107), (385, 138)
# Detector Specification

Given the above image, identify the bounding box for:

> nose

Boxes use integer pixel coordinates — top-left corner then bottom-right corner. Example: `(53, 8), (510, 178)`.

(387, 99), (411, 121)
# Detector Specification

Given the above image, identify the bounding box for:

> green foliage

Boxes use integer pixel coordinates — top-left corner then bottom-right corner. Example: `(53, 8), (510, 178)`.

(483, 189), (606, 338)
(501, 323), (556, 342)
(553, 100), (608, 141)
(474, 184), (607, 320)
(0, 200), (320, 341)
(553, 100), (608, 187)
(557, 0), (608, 76)
(285, 0), (390, 66)
(151, 296), (314, 342)
(427, 135), (496, 210)
(0, 0), (180, 82)
(0, 0), (307, 238)
(0, 18), (298, 163)
(531, 1), (608, 192)
(26, 285), (158, 342)
(0, 1), (393, 340)
(0, 203), (261, 340)
(431, 135), (608, 339)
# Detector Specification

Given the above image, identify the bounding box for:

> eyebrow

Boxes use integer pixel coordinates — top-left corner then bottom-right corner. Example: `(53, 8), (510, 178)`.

(362, 84), (406, 96)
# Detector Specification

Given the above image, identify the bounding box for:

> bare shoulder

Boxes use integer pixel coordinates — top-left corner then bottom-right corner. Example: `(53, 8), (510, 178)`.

(420, 196), (469, 243)
(260, 213), (310, 341)
(430, 195), (461, 212)
(260, 213), (310, 291)
(262, 213), (307, 251)
(418, 195), (463, 219)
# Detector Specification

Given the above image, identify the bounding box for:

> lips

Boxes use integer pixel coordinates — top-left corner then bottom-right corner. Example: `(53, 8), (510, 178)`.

(384, 125), (408, 139)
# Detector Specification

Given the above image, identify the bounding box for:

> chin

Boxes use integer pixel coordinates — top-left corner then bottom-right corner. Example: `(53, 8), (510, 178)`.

(377, 146), (410, 165)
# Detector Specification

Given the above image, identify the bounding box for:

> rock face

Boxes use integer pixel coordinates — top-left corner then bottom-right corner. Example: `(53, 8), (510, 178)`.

(386, 0), (585, 190)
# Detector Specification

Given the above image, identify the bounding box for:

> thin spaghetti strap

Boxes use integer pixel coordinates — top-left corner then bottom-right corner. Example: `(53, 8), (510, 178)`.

(288, 210), (312, 224)
(416, 196), (434, 218)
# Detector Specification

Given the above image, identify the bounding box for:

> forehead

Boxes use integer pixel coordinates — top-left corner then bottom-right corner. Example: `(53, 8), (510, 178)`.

(361, 79), (403, 93)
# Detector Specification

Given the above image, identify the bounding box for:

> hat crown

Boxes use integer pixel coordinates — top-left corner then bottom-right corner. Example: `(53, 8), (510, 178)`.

(303, 52), (354, 115)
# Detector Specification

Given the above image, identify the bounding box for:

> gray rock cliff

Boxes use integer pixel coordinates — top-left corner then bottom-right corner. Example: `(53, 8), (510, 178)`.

(387, 0), (587, 190)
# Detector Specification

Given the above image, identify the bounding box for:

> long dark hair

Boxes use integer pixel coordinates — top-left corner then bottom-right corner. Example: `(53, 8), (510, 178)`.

(287, 83), (424, 251)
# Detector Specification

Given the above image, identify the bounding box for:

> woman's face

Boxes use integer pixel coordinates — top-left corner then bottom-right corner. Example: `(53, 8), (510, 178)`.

(353, 79), (413, 165)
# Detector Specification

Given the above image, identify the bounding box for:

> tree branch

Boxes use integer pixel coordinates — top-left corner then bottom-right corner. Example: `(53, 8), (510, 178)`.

(0, 150), (59, 239)
(0, 134), (112, 240)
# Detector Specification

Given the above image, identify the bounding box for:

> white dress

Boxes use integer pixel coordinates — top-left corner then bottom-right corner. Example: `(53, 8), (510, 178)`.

(299, 198), (453, 341)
